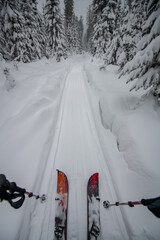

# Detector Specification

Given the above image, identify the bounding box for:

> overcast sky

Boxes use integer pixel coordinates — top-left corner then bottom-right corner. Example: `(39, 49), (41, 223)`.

(37, 0), (92, 22)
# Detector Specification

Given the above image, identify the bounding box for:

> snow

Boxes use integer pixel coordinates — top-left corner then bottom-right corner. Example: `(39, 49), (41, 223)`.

(0, 55), (160, 239)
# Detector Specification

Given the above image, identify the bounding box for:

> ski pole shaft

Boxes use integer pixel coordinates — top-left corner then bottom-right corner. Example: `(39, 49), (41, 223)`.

(103, 200), (141, 209)
(25, 191), (46, 202)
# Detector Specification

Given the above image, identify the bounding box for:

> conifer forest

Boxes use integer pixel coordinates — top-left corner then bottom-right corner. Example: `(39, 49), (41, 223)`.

(0, 0), (160, 97)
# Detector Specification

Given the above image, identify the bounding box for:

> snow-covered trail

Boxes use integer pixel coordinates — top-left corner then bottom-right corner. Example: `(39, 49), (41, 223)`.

(45, 63), (129, 240)
(1, 56), (159, 240)
(1, 57), (159, 240)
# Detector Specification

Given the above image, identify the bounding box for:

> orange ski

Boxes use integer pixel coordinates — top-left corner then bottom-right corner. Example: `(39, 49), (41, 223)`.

(54, 170), (68, 240)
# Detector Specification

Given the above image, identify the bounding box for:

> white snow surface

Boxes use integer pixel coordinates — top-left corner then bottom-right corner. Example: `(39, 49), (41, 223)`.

(0, 55), (160, 240)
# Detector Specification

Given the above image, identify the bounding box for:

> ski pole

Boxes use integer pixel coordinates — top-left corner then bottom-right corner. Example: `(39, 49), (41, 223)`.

(25, 191), (46, 203)
(103, 200), (141, 209)
(103, 197), (160, 218)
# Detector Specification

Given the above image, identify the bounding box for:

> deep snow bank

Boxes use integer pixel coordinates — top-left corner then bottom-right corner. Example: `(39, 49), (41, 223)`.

(84, 57), (160, 239)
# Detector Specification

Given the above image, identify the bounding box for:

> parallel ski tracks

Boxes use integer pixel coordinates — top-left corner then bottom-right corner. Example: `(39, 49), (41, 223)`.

(52, 64), (130, 239)
(17, 67), (71, 240)
(20, 63), (130, 240)
(82, 66), (130, 240)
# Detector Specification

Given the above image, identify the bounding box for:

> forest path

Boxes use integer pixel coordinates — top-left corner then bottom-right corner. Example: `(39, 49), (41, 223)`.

(52, 63), (129, 239)
(16, 61), (129, 240)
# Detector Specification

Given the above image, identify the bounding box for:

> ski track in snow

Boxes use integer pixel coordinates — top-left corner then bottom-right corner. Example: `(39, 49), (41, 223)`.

(18, 62), (130, 240)
(43, 63), (129, 239)
(1, 57), (159, 240)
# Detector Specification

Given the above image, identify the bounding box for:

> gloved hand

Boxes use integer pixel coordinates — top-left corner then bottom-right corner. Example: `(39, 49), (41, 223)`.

(141, 197), (160, 218)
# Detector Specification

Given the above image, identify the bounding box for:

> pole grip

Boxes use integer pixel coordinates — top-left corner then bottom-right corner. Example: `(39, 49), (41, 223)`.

(131, 201), (141, 205)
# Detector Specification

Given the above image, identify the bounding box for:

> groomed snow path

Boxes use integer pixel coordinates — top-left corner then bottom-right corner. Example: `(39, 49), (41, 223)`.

(53, 64), (129, 240)
(19, 63), (129, 240)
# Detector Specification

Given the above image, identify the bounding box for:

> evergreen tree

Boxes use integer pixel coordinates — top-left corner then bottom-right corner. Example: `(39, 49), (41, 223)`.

(117, 0), (148, 68)
(21, 0), (46, 62)
(0, 0), (25, 61)
(85, 5), (94, 53)
(44, 0), (66, 60)
(118, 2), (134, 67)
(92, 14), (105, 57)
(78, 16), (84, 53)
(92, 0), (107, 22)
(66, 14), (83, 54)
(0, 0), (4, 57)
(0, 0), (46, 62)
(91, 0), (108, 57)
(102, 0), (122, 64)
(64, 0), (74, 28)
(116, 0), (129, 66)
(37, 11), (47, 59)
(92, 0), (117, 59)
(120, 0), (160, 99)
(71, 15), (80, 53)
(64, 0), (74, 53)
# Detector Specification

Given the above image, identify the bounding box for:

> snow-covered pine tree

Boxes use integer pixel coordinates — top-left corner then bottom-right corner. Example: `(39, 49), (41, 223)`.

(20, 0), (46, 62)
(30, 0), (44, 60)
(71, 15), (80, 54)
(0, 0), (4, 57)
(64, 0), (74, 53)
(92, 0), (107, 22)
(117, 0), (138, 68)
(0, 0), (46, 62)
(131, 0), (147, 47)
(118, 0), (148, 69)
(78, 16), (84, 54)
(64, 0), (74, 28)
(37, 11), (47, 59)
(92, 14), (104, 57)
(91, 0), (107, 57)
(85, 5), (94, 53)
(0, 0), (26, 61)
(120, 0), (160, 99)
(44, 0), (66, 60)
(102, 0), (122, 65)
(66, 14), (83, 54)
(116, 0), (130, 67)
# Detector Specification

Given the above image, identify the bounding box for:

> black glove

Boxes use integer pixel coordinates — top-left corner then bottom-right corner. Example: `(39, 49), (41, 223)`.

(0, 174), (26, 209)
(141, 197), (160, 218)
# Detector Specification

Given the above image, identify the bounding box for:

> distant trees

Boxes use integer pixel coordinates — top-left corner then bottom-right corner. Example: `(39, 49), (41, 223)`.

(64, 0), (84, 54)
(64, 0), (74, 29)
(84, 5), (94, 53)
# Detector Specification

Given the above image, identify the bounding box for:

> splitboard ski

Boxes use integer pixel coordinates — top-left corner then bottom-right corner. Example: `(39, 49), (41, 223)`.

(54, 170), (68, 240)
(87, 173), (100, 240)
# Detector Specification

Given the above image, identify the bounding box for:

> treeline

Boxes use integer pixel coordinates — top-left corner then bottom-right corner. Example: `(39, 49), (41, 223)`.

(0, 0), (84, 62)
(85, 0), (160, 98)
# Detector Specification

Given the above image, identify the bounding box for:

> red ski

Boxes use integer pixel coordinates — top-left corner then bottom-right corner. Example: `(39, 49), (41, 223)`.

(87, 173), (100, 240)
(54, 170), (68, 240)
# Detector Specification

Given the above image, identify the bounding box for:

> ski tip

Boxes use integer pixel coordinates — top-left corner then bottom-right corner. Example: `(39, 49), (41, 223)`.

(90, 172), (99, 177)
(88, 172), (99, 181)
